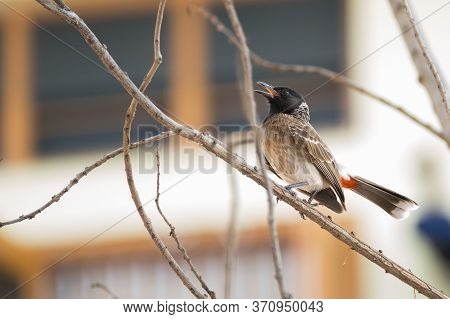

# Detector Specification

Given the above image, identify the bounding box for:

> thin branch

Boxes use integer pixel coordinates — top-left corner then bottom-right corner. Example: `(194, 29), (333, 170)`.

(0, 129), (252, 229)
(91, 282), (119, 299)
(120, 0), (205, 299)
(388, 0), (450, 142)
(222, 0), (291, 299)
(154, 149), (216, 299)
(35, 0), (448, 299)
(224, 169), (238, 299)
(0, 132), (173, 228)
(190, 4), (448, 146)
(223, 136), (243, 299)
(222, 131), (256, 299)
(224, 129), (256, 298)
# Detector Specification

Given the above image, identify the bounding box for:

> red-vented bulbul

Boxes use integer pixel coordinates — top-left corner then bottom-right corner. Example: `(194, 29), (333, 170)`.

(255, 81), (418, 219)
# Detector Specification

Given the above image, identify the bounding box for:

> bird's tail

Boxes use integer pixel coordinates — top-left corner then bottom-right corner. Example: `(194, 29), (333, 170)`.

(348, 175), (419, 219)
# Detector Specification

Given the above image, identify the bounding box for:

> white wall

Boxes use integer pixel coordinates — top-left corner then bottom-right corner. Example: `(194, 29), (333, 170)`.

(342, 0), (450, 298)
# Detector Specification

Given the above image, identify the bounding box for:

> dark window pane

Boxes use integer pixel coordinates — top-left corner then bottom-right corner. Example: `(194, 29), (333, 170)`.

(35, 13), (170, 100)
(35, 13), (170, 154)
(208, 0), (345, 128)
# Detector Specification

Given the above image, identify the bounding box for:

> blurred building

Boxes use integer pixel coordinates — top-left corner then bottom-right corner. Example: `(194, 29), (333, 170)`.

(0, 0), (449, 298)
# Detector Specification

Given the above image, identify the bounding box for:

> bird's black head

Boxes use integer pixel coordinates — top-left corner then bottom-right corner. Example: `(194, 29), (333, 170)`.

(255, 82), (309, 121)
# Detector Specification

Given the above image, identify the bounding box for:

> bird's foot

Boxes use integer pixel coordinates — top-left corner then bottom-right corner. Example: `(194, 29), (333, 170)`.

(284, 181), (308, 197)
(285, 181), (308, 191)
(283, 187), (297, 197)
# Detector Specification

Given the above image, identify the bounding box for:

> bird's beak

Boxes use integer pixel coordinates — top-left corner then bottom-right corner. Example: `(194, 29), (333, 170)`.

(255, 81), (278, 99)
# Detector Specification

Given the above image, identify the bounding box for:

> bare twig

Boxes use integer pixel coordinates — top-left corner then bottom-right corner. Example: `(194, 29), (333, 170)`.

(0, 129), (250, 229)
(0, 132), (173, 228)
(224, 168), (238, 299)
(154, 149), (216, 299)
(222, 0), (291, 299)
(222, 131), (259, 299)
(112, 0), (205, 299)
(223, 130), (256, 299)
(91, 282), (119, 299)
(120, 0), (205, 299)
(223, 136), (243, 299)
(35, 0), (448, 299)
(389, 0), (450, 143)
(190, 4), (448, 146)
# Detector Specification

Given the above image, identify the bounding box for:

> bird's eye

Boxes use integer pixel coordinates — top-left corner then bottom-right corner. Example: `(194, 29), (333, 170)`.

(282, 90), (289, 97)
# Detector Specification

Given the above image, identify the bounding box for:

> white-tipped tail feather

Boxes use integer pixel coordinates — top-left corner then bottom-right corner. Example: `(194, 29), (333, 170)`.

(349, 175), (419, 219)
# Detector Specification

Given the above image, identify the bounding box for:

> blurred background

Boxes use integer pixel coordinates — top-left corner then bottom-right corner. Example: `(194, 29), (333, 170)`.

(0, 0), (449, 298)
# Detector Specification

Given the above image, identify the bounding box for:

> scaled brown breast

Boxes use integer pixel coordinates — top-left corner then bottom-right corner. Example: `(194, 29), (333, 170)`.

(262, 113), (345, 205)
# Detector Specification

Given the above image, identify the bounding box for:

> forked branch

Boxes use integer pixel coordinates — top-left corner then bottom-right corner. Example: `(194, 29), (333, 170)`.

(388, 0), (450, 143)
(35, 0), (448, 299)
(154, 148), (216, 298)
(0, 132), (173, 228)
(120, 0), (206, 298)
(222, 0), (291, 299)
(190, 4), (448, 146)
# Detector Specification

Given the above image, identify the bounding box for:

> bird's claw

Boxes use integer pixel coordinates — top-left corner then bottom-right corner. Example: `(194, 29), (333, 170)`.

(284, 186), (297, 197)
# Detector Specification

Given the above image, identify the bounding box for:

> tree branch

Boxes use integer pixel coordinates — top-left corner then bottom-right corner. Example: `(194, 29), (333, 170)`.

(120, 0), (206, 299)
(34, 0), (448, 299)
(189, 4), (448, 146)
(0, 132), (173, 228)
(388, 0), (450, 143)
(222, 0), (291, 299)
(0, 130), (253, 228)
(223, 136), (243, 299)
(154, 148), (216, 299)
(223, 130), (256, 299)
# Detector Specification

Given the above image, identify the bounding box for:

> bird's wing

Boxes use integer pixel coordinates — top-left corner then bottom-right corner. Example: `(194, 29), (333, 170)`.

(287, 118), (345, 206)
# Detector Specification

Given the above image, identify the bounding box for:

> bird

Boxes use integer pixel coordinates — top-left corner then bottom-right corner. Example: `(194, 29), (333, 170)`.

(255, 81), (419, 219)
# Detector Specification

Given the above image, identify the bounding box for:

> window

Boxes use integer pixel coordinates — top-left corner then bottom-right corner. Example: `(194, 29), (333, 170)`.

(52, 244), (299, 298)
(35, 13), (170, 154)
(208, 0), (345, 128)
(48, 226), (305, 298)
